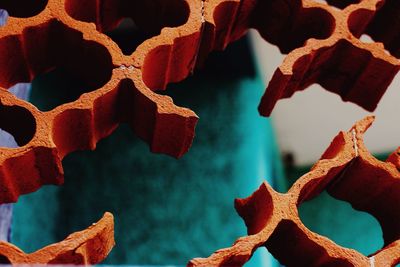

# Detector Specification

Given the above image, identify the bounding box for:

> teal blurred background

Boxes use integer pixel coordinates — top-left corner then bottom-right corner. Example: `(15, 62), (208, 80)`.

(4, 27), (389, 266)
(11, 38), (283, 266)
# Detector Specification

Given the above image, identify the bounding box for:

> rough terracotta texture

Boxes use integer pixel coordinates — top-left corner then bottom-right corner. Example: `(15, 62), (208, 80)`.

(193, 0), (400, 116)
(189, 117), (400, 267)
(0, 0), (203, 203)
(0, 0), (398, 202)
(0, 1), (399, 265)
(253, 0), (400, 116)
(0, 212), (114, 264)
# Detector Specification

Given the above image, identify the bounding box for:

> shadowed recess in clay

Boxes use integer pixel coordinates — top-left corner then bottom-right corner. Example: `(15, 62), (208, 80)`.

(29, 68), (99, 112)
(0, 84), (31, 148)
(365, 0), (400, 58)
(105, 18), (148, 55)
(0, 255), (11, 264)
(313, 0), (360, 9)
(0, 104), (35, 148)
(313, 40), (394, 110)
(251, 0), (336, 54)
(188, 118), (400, 266)
(326, 0), (361, 9)
(266, 220), (354, 267)
(327, 157), (400, 246)
(65, 0), (190, 55)
(0, 20), (113, 111)
(0, 0), (48, 18)
(294, 132), (400, 250)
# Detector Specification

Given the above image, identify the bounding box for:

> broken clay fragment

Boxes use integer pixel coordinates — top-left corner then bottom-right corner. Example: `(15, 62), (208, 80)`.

(0, 212), (115, 265)
(189, 117), (400, 267)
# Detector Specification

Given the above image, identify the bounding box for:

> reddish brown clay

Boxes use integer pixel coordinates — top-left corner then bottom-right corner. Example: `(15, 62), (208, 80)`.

(387, 147), (400, 170)
(0, 0), (399, 202)
(0, 212), (115, 264)
(0, 0), (203, 203)
(196, 0), (400, 115)
(0, 2), (399, 265)
(252, 0), (400, 116)
(188, 117), (400, 267)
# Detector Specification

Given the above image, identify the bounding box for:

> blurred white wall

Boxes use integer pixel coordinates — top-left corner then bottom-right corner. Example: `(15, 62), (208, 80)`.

(249, 30), (400, 166)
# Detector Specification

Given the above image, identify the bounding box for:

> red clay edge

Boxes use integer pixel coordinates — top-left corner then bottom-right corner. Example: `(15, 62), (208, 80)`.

(0, 212), (115, 264)
(0, 0), (399, 207)
(188, 116), (400, 267)
(0, 0), (201, 203)
(253, 0), (400, 116)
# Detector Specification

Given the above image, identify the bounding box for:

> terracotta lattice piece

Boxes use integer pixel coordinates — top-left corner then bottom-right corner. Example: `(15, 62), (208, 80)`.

(255, 0), (400, 116)
(0, 0), (204, 203)
(0, 0), (399, 202)
(1, 1), (400, 265)
(0, 212), (115, 264)
(189, 117), (400, 267)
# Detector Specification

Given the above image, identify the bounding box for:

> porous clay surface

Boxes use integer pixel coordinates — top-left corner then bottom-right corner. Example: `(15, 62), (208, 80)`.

(189, 117), (400, 267)
(0, 1), (400, 265)
(256, 0), (400, 116)
(0, 0), (398, 203)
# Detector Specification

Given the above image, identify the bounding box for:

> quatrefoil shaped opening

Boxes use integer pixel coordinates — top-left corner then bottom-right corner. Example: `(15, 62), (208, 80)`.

(266, 219), (355, 266)
(0, 19), (113, 111)
(0, 255), (11, 264)
(0, 102), (35, 148)
(324, 0), (361, 9)
(295, 156), (400, 263)
(251, 0), (336, 54)
(0, 0), (48, 18)
(348, 0), (400, 59)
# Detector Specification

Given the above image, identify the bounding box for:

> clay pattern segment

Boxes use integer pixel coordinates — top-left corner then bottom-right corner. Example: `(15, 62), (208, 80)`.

(0, 0), (200, 203)
(0, 0), (399, 203)
(193, 0), (400, 115)
(252, 0), (399, 115)
(0, 212), (114, 264)
(189, 117), (400, 267)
